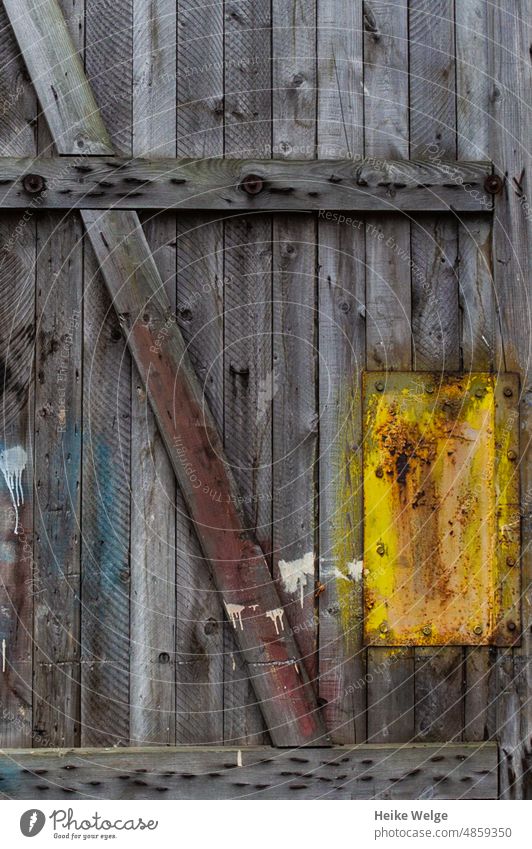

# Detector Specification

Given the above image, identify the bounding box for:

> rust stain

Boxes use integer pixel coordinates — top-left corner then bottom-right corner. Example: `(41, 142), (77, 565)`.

(362, 372), (521, 647)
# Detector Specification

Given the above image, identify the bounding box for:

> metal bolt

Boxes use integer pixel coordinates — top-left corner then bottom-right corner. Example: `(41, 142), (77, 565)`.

(507, 449), (518, 461)
(473, 625), (483, 636)
(375, 467), (384, 478)
(375, 380), (385, 392)
(376, 542), (386, 557)
(474, 387), (484, 398)
(425, 384), (435, 394)
(379, 622), (389, 634)
(422, 625), (432, 637)
(158, 652), (170, 664)
(22, 173), (45, 194)
(240, 173), (264, 195)
(506, 556), (516, 567)
(503, 386), (513, 398)
(484, 174), (503, 195)
(507, 620), (517, 632)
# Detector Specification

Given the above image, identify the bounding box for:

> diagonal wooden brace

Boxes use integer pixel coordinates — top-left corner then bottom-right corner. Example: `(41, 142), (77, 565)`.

(3, 0), (329, 745)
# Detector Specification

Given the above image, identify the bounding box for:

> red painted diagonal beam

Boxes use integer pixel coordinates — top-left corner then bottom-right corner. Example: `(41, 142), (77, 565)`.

(82, 210), (329, 746)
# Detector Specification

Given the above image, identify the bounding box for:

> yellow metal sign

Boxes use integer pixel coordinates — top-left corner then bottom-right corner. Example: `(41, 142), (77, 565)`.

(363, 373), (520, 646)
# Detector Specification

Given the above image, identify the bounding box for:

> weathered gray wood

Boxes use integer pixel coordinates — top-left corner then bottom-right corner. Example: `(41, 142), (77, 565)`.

(487, 0), (532, 800)
(455, 0), (497, 743)
(80, 0), (132, 746)
(364, 0), (415, 744)
(33, 214), (82, 748)
(0, 3), (36, 748)
(2, 0), (112, 154)
(0, 156), (493, 211)
(176, 0), (225, 746)
(130, 0), (177, 747)
(81, 208), (329, 747)
(0, 743), (498, 800)
(317, 0), (366, 743)
(223, 0), (272, 745)
(409, 0), (464, 744)
(272, 0), (318, 689)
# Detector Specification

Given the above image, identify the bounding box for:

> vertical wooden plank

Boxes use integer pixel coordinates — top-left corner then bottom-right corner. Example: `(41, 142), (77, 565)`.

(175, 0), (224, 744)
(272, 0), (318, 690)
(81, 0), (132, 746)
(363, 0), (414, 742)
(0, 2), (36, 747)
(317, 2), (366, 742)
(487, 0), (531, 799)
(223, 0), (272, 745)
(455, 0), (497, 743)
(130, 0), (176, 746)
(409, 0), (464, 743)
(32, 0), (83, 752)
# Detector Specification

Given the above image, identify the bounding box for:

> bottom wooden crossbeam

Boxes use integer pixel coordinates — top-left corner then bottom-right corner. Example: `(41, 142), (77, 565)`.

(0, 743), (497, 799)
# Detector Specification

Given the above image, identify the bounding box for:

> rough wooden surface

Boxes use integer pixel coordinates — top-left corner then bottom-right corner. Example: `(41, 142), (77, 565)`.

(0, 156), (493, 211)
(0, 743), (497, 800)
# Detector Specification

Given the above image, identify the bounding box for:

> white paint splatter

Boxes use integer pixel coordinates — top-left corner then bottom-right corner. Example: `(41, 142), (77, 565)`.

(1, 638), (5, 673)
(347, 560), (364, 581)
(256, 367), (280, 423)
(0, 446), (27, 534)
(265, 607), (285, 635)
(225, 603), (246, 631)
(278, 551), (314, 608)
(248, 604), (259, 612)
(237, 749), (243, 768)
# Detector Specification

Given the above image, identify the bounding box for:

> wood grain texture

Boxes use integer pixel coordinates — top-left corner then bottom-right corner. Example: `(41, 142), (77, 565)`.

(130, 0), (177, 747)
(317, 0), (366, 743)
(455, 0), (497, 744)
(0, 743), (498, 800)
(223, 0), (272, 746)
(409, 0), (463, 745)
(272, 0), (318, 691)
(176, 0), (225, 745)
(363, 0), (414, 744)
(81, 208), (329, 747)
(80, 0), (132, 746)
(0, 156), (493, 211)
(487, 0), (532, 799)
(2, 0), (112, 154)
(0, 1), (36, 748)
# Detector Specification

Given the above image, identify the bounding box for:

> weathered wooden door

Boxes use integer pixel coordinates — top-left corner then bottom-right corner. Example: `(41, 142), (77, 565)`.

(0, 0), (529, 800)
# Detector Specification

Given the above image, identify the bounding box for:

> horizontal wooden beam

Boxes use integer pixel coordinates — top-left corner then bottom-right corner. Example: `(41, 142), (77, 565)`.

(0, 743), (497, 799)
(0, 156), (493, 212)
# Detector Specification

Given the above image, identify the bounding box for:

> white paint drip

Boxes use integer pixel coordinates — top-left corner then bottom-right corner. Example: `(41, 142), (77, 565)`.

(1, 638), (5, 673)
(237, 749), (243, 768)
(225, 603), (245, 631)
(0, 446), (27, 535)
(231, 653), (236, 672)
(278, 551), (314, 608)
(265, 607), (285, 635)
(248, 604), (259, 612)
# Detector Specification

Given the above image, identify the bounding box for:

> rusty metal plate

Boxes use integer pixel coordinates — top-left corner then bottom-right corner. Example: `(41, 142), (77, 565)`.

(363, 373), (520, 646)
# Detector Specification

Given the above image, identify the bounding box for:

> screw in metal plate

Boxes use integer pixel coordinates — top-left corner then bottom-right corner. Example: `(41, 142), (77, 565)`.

(376, 542), (386, 557)
(375, 467), (384, 478)
(473, 625), (483, 636)
(422, 625), (432, 637)
(503, 386), (513, 398)
(507, 450), (518, 461)
(506, 556), (516, 567)
(474, 387), (484, 398)
(425, 384), (435, 394)
(506, 621), (517, 632)
(379, 622), (389, 634)
(375, 380), (385, 392)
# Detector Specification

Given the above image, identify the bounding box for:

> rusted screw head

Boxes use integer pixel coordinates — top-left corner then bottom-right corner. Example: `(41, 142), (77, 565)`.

(22, 173), (45, 194)
(376, 542), (386, 557)
(507, 620), (517, 632)
(484, 174), (503, 195)
(473, 625), (483, 636)
(240, 173), (264, 195)
(375, 467), (384, 478)
(506, 556), (516, 567)
(503, 386), (513, 398)
(507, 449), (518, 461)
(425, 383), (435, 394)
(379, 622), (389, 634)
(474, 387), (485, 398)
(422, 625), (432, 637)
(375, 380), (385, 392)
